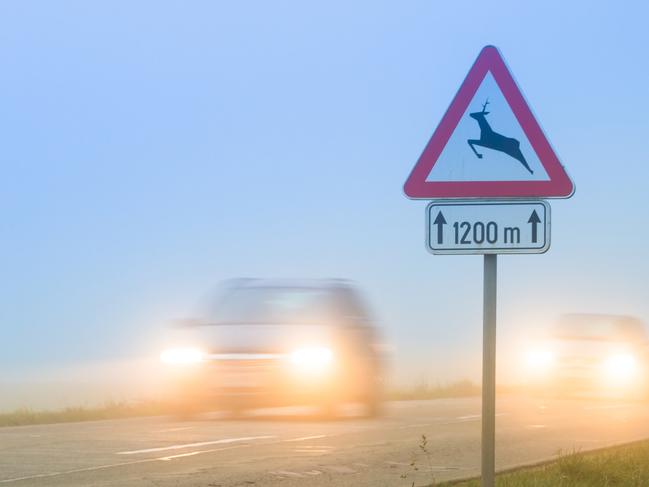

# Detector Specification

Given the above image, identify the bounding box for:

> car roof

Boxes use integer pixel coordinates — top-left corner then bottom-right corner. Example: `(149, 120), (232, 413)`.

(223, 278), (357, 291)
(560, 313), (644, 326)
(556, 314), (647, 339)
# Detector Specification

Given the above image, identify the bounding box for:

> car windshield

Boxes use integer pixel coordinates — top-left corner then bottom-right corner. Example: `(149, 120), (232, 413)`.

(211, 287), (336, 325)
(555, 315), (644, 341)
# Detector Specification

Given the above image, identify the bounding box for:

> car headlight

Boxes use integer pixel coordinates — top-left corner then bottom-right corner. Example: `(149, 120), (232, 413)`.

(160, 347), (205, 365)
(526, 349), (555, 370)
(602, 353), (636, 381)
(290, 346), (333, 371)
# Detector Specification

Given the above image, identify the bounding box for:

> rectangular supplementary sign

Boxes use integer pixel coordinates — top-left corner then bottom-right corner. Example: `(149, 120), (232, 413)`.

(426, 200), (550, 255)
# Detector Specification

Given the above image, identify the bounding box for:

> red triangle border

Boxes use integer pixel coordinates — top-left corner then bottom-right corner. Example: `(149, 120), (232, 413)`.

(404, 46), (574, 199)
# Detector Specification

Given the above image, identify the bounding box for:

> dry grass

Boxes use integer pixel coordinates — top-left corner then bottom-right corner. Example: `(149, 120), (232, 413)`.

(440, 440), (649, 486)
(0, 401), (171, 427)
(0, 380), (482, 427)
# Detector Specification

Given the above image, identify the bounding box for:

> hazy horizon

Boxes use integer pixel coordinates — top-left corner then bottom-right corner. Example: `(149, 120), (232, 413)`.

(2, 1), (649, 409)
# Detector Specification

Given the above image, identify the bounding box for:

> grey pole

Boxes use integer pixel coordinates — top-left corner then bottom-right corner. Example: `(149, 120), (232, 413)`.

(482, 254), (497, 486)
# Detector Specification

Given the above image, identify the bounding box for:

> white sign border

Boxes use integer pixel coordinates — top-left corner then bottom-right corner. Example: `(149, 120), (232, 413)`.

(425, 199), (551, 255)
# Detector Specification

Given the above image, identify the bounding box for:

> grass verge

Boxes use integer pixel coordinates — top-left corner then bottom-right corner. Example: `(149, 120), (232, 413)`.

(1, 380), (481, 427)
(0, 401), (171, 427)
(439, 440), (649, 486)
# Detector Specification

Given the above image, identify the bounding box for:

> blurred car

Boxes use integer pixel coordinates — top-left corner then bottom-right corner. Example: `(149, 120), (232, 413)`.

(160, 279), (385, 416)
(524, 314), (649, 399)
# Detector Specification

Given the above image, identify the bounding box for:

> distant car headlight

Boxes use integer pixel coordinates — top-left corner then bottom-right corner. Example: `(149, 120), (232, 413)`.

(290, 346), (333, 371)
(160, 347), (204, 365)
(602, 353), (637, 381)
(526, 349), (555, 370)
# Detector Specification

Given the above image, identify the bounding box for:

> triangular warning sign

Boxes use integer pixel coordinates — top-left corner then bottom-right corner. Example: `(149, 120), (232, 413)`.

(404, 46), (574, 199)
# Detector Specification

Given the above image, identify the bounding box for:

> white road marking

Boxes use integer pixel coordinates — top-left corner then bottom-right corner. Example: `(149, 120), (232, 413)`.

(156, 444), (247, 461)
(450, 412), (507, 423)
(293, 449), (331, 455)
(283, 434), (328, 442)
(293, 449), (332, 454)
(158, 450), (205, 461)
(271, 470), (306, 478)
(116, 435), (276, 455)
(455, 414), (480, 420)
(0, 460), (153, 484)
(0, 445), (248, 484)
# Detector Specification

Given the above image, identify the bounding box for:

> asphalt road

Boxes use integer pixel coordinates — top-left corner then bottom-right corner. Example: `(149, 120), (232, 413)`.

(2, 395), (649, 486)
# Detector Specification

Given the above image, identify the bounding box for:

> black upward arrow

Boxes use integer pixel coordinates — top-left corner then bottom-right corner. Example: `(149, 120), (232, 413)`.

(433, 211), (447, 244)
(528, 210), (541, 243)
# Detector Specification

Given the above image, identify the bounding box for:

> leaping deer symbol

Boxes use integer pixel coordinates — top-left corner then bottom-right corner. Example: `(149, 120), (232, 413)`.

(467, 99), (534, 174)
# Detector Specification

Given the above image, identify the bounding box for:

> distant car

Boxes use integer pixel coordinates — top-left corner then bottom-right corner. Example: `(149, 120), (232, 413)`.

(160, 279), (385, 416)
(524, 314), (649, 399)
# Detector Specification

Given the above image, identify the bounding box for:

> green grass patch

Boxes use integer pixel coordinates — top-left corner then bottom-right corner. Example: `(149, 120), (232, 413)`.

(441, 440), (649, 486)
(0, 401), (171, 427)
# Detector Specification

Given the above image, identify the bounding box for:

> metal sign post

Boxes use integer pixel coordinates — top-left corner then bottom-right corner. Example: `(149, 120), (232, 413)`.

(482, 254), (497, 487)
(403, 45), (574, 486)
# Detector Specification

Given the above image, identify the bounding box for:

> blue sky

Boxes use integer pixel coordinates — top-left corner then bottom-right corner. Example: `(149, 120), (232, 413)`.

(2, 1), (649, 382)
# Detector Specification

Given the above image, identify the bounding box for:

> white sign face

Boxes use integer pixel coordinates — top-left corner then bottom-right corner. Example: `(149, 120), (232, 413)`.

(426, 200), (550, 254)
(403, 46), (574, 199)
(426, 73), (549, 183)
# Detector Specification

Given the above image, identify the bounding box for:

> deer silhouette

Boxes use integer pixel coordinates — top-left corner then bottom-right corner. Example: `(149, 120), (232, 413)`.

(467, 100), (533, 174)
